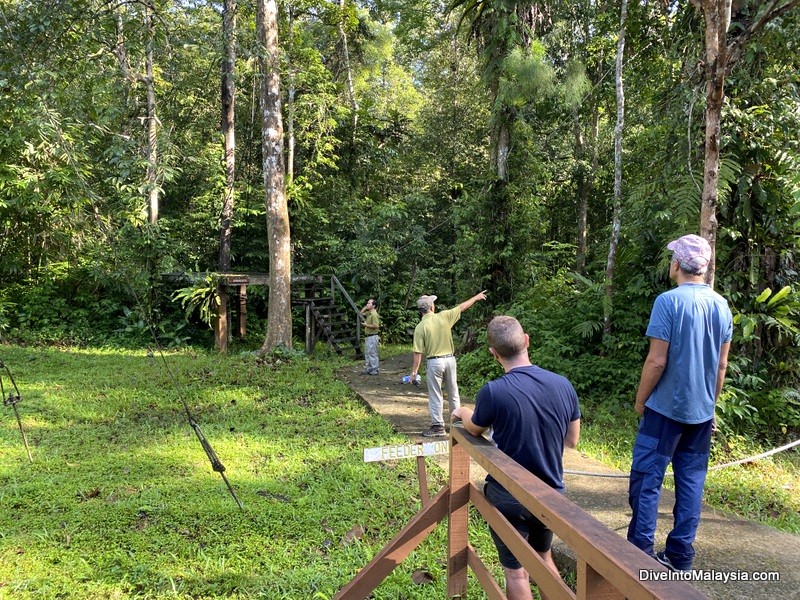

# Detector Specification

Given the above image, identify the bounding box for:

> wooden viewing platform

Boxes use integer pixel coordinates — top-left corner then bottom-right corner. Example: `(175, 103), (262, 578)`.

(163, 272), (364, 358)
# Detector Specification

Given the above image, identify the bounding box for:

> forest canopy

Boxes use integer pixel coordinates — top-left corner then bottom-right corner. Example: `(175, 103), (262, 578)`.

(0, 0), (798, 435)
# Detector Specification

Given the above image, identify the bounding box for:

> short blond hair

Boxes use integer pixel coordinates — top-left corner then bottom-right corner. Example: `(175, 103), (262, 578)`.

(487, 316), (526, 359)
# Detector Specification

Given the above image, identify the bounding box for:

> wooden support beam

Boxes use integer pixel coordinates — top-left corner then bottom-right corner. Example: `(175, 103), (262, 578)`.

(577, 559), (625, 600)
(446, 437), (470, 597)
(333, 486), (450, 600)
(467, 544), (506, 600)
(215, 287), (228, 353)
(470, 482), (575, 600)
(238, 284), (247, 337)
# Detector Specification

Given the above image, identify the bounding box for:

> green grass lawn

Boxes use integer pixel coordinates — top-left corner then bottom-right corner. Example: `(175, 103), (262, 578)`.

(2, 342), (797, 599)
(0, 344), (501, 599)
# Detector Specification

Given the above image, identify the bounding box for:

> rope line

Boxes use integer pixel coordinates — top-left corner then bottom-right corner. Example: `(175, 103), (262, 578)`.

(565, 437), (800, 479)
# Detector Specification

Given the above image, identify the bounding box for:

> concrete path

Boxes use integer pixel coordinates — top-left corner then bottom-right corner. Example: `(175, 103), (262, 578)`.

(339, 352), (800, 600)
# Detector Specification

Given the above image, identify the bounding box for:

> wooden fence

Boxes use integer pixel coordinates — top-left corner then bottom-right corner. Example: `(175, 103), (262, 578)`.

(335, 425), (709, 600)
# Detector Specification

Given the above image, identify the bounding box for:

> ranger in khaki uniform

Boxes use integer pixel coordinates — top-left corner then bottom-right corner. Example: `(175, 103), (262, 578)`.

(360, 299), (380, 375)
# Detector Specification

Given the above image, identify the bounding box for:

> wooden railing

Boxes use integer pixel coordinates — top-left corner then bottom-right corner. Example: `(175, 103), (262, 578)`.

(330, 274), (363, 343)
(335, 425), (709, 600)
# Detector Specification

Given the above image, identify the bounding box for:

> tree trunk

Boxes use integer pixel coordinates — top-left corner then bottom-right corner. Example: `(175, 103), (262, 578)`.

(113, 5), (160, 226)
(489, 103), (511, 182)
(698, 0), (730, 289)
(286, 6), (296, 185)
(576, 92), (600, 274)
(574, 108), (588, 274)
(144, 7), (158, 226)
(216, 0), (237, 352)
(604, 0), (627, 340)
(338, 0), (358, 136)
(256, 0), (293, 353)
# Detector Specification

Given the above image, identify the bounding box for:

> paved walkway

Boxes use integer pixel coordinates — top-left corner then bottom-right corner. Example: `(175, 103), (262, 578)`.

(339, 352), (800, 599)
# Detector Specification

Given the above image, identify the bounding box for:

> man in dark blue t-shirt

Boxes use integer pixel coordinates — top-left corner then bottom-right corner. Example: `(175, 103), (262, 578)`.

(452, 316), (581, 600)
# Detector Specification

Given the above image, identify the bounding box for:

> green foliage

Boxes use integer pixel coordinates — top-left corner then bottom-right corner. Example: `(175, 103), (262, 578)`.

(173, 274), (219, 328)
(0, 0), (798, 451)
(721, 284), (800, 432)
(579, 418), (800, 534)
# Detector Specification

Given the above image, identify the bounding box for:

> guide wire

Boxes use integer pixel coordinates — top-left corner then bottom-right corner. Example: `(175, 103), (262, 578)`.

(0, 5), (242, 508)
(150, 330), (243, 510)
(565, 436), (800, 479)
(0, 357), (33, 463)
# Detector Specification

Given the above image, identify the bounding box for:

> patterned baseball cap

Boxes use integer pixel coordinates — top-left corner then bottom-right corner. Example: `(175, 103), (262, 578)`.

(667, 234), (711, 272)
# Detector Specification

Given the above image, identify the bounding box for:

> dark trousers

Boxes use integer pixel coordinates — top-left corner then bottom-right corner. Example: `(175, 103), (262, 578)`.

(627, 408), (712, 570)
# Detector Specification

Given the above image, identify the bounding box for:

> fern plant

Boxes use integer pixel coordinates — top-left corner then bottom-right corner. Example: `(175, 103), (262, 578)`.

(172, 274), (219, 328)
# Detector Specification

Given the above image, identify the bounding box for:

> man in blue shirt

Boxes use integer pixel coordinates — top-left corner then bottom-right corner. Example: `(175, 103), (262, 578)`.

(453, 316), (581, 600)
(627, 234), (733, 572)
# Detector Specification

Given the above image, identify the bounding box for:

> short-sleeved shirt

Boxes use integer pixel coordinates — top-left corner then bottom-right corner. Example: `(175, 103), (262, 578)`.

(413, 306), (461, 357)
(472, 365), (581, 493)
(365, 309), (379, 333)
(644, 283), (733, 424)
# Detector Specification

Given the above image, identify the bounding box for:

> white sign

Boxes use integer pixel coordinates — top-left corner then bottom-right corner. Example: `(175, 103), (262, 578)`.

(363, 440), (450, 463)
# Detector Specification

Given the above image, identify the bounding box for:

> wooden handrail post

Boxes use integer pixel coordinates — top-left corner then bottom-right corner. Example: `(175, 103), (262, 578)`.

(416, 455), (430, 507)
(238, 284), (247, 337)
(447, 433), (470, 597)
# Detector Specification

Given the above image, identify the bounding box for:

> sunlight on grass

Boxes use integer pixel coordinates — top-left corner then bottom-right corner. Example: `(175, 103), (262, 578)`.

(0, 344), (502, 599)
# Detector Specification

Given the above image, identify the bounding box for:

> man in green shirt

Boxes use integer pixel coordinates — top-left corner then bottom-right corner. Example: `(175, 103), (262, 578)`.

(360, 298), (380, 375)
(410, 291), (487, 437)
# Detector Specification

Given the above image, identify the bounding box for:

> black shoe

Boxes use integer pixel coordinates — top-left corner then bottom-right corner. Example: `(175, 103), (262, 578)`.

(655, 551), (690, 573)
(422, 425), (446, 437)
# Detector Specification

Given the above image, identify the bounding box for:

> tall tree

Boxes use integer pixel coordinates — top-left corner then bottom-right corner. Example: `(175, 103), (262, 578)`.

(604, 0), (627, 339)
(112, 2), (161, 226)
(450, 0), (553, 181)
(256, 0), (293, 352)
(696, 0), (800, 286)
(216, 0), (238, 352)
(338, 0), (359, 136)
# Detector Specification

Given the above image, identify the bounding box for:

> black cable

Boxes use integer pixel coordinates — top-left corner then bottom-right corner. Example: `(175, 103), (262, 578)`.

(0, 358), (33, 463)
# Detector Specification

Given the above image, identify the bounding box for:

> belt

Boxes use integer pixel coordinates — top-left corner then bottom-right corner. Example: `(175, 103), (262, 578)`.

(429, 354), (453, 359)
(366, 334), (379, 337)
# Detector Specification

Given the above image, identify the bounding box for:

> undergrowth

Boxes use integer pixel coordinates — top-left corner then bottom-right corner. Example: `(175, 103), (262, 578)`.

(578, 401), (800, 534)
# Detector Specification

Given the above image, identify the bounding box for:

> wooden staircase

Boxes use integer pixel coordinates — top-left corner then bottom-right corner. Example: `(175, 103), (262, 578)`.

(294, 276), (364, 360)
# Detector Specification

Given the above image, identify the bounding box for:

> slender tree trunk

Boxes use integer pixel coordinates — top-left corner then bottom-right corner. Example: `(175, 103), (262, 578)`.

(604, 0), (627, 340)
(489, 96), (511, 182)
(576, 86), (601, 274)
(338, 0), (358, 135)
(144, 8), (158, 226)
(113, 5), (160, 225)
(216, 0), (237, 352)
(700, 0), (731, 287)
(699, 0), (730, 289)
(286, 6), (296, 185)
(256, 0), (292, 352)
(574, 108), (588, 273)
